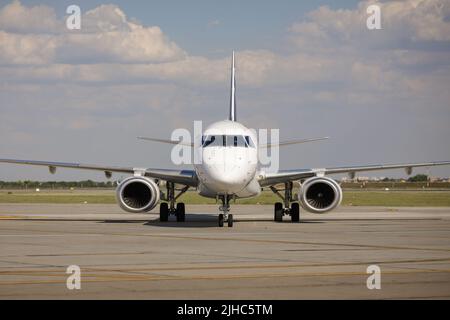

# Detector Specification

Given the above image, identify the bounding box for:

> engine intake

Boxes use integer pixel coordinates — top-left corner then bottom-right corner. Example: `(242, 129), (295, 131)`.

(299, 177), (342, 213)
(116, 176), (160, 213)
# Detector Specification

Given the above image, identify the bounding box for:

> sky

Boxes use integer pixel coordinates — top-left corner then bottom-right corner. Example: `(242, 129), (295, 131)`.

(0, 0), (449, 181)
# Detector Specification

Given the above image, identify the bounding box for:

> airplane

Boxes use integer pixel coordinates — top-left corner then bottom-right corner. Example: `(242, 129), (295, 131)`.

(1, 51), (450, 227)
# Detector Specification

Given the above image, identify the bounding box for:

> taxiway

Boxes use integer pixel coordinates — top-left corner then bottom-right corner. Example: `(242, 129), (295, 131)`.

(0, 204), (449, 299)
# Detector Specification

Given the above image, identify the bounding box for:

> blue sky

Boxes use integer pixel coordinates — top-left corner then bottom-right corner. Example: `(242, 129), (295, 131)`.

(0, 0), (449, 180)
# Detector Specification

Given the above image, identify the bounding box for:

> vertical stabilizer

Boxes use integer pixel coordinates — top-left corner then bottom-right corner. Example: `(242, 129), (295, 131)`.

(229, 51), (236, 121)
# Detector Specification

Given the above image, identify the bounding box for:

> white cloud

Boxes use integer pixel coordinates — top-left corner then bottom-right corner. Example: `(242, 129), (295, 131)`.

(1, 0), (449, 97)
(0, 0), (61, 33)
(56, 4), (186, 64)
(0, 31), (56, 64)
(289, 0), (450, 51)
(0, 1), (185, 65)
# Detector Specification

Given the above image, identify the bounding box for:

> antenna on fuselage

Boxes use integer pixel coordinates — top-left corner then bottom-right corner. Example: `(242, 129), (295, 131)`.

(229, 51), (236, 122)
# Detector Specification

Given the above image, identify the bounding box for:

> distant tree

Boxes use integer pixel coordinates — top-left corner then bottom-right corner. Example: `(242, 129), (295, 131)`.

(408, 174), (428, 182)
(0, 180), (116, 189)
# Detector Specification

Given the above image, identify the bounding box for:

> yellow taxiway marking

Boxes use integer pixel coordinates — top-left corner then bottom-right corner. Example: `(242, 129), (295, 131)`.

(1, 257), (450, 275)
(0, 268), (449, 286)
(2, 226), (448, 252)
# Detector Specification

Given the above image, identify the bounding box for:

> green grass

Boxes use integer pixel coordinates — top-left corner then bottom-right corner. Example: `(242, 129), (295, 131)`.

(0, 190), (449, 206)
(0, 193), (116, 204)
(341, 191), (450, 207)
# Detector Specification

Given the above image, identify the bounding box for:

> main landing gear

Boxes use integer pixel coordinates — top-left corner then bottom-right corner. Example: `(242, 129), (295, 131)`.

(270, 181), (300, 223)
(159, 182), (189, 222)
(218, 195), (233, 227)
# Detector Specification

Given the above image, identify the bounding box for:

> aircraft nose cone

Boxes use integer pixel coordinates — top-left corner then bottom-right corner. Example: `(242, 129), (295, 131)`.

(216, 173), (242, 186)
(204, 165), (247, 193)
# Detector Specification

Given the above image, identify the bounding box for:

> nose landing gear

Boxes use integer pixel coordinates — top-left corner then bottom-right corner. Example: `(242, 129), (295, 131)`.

(218, 195), (234, 227)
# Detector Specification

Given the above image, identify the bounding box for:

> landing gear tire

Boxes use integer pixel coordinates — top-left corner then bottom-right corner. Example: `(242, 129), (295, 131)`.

(160, 203), (169, 222)
(218, 214), (224, 227)
(274, 202), (283, 222)
(291, 202), (300, 223)
(228, 214), (234, 228)
(176, 202), (185, 222)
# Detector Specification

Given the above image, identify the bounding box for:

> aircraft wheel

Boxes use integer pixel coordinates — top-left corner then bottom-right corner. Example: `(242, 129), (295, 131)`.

(176, 203), (185, 222)
(274, 202), (283, 222)
(291, 203), (300, 222)
(160, 203), (169, 222)
(228, 214), (234, 227)
(218, 214), (224, 227)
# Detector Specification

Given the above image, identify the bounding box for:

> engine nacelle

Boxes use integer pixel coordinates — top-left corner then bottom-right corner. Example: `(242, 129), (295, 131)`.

(116, 176), (160, 213)
(298, 177), (342, 213)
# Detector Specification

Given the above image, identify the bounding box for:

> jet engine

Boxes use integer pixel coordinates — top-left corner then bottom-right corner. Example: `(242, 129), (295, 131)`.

(298, 177), (342, 213)
(116, 176), (160, 213)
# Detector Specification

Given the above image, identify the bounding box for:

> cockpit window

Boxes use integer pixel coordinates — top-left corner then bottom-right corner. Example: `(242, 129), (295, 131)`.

(245, 136), (255, 148)
(226, 135), (247, 147)
(202, 135), (222, 147)
(202, 135), (256, 148)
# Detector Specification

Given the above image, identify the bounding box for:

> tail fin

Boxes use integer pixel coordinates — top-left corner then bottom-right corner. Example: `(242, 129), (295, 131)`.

(229, 51), (236, 121)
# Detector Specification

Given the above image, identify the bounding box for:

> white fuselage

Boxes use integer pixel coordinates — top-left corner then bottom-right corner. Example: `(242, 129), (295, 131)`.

(194, 120), (260, 199)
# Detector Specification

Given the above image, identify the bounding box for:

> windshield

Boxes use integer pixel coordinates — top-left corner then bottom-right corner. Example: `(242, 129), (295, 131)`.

(202, 135), (255, 148)
(202, 135), (223, 147)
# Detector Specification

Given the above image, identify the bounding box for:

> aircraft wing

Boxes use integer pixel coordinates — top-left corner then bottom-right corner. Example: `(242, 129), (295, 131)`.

(259, 161), (450, 187)
(137, 137), (194, 147)
(259, 137), (329, 148)
(0, 158), (198, 187)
